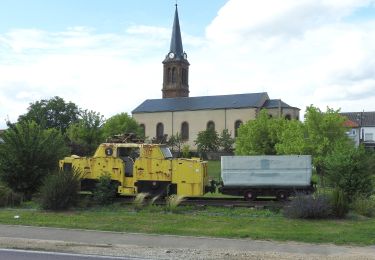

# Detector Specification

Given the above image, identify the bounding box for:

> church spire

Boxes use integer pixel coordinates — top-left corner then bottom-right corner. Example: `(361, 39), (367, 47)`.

(169, 4), (184, 59)
(162, 4), (190, 99)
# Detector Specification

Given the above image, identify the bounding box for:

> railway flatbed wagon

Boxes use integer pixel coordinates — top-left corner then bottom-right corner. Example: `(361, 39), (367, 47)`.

(219, 155), (314, 201)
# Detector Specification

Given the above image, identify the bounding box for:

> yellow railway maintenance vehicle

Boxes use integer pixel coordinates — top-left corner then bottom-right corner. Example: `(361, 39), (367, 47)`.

(59, 143), (211, 197)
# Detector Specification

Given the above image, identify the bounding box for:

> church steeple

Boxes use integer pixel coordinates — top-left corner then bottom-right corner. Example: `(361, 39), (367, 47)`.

(162, 4), (190, 99)
(169, 5), (184, 59)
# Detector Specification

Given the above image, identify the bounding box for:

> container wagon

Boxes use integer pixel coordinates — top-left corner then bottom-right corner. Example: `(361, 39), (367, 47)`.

(219, 155), (314, 200)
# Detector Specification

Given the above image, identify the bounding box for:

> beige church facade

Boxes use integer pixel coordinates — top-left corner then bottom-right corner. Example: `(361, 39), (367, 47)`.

(132, 5), (300, 149)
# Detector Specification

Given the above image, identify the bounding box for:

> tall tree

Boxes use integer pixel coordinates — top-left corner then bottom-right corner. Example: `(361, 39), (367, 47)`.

(0, 121), (68, 199)
(18, 96), (80, 134)
(67, 110), (105, 155)
(102, 113), (142, 139)
(236, 109), (285, 155)
(194, 128), (219, 153)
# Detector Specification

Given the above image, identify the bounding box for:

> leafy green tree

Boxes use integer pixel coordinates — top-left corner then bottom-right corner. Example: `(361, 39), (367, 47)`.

(102, 113), (142, 139)
(194, 128), (219, 152)
(67, 110), (105, 155)
(324, 143), (374, 201)
(219, 129), (235, 152)
(168, 132), (184, 155)
(236, 109), (285, 155)
(0, 121), (68, 199)
(275, 119), (306, 155)
(303, 106), (349, 181)
(18, 96), (80, 134)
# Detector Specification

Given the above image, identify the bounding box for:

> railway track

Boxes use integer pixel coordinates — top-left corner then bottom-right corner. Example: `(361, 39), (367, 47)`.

(112, 196), (288, 208)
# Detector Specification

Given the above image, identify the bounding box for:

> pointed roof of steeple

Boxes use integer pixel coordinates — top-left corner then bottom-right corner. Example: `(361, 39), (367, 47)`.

(169, 4), (184, 58)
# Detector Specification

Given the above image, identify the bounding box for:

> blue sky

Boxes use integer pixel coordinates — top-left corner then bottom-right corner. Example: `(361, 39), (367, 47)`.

(0, 0), (228, 35)
(1, 0), (375, 129)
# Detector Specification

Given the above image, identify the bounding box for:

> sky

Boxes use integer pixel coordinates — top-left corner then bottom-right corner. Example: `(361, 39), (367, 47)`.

(1, 0), (375, 129)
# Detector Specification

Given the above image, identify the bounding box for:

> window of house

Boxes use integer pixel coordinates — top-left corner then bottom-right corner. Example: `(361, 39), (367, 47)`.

(156, 123), (164, 139)
(285, 114), (291, 120)
(181, 122), (189, 140)
(234, 120), (243, 137)
(207, 121), (215, 131)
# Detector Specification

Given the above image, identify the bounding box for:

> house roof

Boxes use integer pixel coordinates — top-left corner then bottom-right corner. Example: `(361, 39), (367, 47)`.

(133, 92), (270, 113)
(263, 99), (299, 110)
(340, 112), (375, 127)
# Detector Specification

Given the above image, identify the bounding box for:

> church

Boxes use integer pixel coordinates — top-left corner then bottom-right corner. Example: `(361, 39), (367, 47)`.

(132, 5), (300, 149)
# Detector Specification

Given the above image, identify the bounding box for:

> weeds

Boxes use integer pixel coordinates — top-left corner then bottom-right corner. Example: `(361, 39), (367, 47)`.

(165, 194), (185, 212)
(133, 193), (148, 210)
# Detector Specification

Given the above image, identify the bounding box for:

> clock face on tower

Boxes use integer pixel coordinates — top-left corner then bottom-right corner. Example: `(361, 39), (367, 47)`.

(168, 52), (175, 59)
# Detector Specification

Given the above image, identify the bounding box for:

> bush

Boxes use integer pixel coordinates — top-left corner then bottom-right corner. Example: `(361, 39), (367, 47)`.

(331, 188), (349, 218)
(0, 184), (22, 207)
(182, 145), (190, 158)
(0, 121), (68, 200)
(284, 194), (332, 219)
(40, 169), (81, 210)
(92, 173), (117, 205)
(351, 196), (375, 217)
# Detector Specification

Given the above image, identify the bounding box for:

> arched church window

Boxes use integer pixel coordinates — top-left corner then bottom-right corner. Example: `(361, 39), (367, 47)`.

(207, 121), (215, 131)
(182, 68), (187, 84)
(172, 67), (176, 83)
(234, 120), (243, 137)
(167, 68), (172, 83)
(181, 122), (189, 140)
(140, 124), (145, 137)
(156, 123), (164, 139)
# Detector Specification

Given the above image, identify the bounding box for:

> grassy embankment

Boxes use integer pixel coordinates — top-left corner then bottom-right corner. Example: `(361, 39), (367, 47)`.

(0, 160), (374, 246)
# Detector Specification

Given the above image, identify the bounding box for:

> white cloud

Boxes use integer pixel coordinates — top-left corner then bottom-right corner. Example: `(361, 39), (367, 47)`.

(1, 0), (375, 128)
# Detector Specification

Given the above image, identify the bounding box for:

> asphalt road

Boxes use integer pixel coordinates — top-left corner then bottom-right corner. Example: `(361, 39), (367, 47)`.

(0, 249), (149, 260)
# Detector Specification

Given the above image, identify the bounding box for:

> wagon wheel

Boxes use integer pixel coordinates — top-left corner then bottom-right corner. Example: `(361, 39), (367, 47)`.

(276, 190), (289, 201)
(244, 190), (257, 201)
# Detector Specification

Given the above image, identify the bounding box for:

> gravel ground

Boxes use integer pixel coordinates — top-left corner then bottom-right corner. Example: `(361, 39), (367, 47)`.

(1, 237), (375, 260)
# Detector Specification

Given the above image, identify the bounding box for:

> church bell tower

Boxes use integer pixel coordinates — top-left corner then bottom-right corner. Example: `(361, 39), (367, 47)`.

(162, 4), (190, 98)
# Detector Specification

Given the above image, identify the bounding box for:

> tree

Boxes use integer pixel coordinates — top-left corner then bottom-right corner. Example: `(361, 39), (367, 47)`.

(0, 121), (68, 199)
(168, 132), (184, 155)
(219, 129), (235, 152)
(194, 128), (219, 153)
(67, 110), (105, 155)
(102, 113), (142, 139)
(275, 119), (306, 155)
(18, 96), (80, 134)
(302, 106), (349, 182)
(236, 109), (285, 155)
(324, 142), (374, 201)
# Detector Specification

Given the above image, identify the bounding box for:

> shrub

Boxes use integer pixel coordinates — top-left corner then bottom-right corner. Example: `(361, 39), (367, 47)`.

(92, 173), (117, 205)
(284, 193), (332, 219)
(0, 121), (68, 200)
(182, 145), (190, 158)
(40, 169), (81, 210)
(351, 196), (375, 217)
(331, 188), (349, 218)
(324, 143), (374, 201)
(0, 184), (22, 207)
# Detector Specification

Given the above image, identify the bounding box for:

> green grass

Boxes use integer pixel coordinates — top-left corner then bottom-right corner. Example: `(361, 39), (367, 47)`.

(0, 205), (374, 246)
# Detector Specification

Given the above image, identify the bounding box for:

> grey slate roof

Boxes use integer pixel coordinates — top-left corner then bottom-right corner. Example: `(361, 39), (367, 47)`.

(263, 99), (298, 109)
(340, 112), (375, 127)
(169, 5), (184, 59)
(132, 92), (270, 113)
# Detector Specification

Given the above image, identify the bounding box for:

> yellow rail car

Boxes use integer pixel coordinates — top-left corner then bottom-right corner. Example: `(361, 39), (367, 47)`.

(59, 143), (211, 197)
